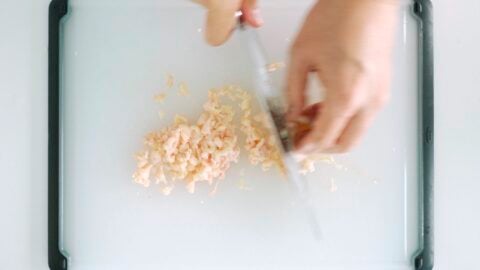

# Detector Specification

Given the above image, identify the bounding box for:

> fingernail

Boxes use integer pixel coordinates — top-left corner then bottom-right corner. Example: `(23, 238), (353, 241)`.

(252, 9), (264, 25)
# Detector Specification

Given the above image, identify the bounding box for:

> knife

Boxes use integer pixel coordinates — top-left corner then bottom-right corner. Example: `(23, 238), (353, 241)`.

(238, 22), (322, 240)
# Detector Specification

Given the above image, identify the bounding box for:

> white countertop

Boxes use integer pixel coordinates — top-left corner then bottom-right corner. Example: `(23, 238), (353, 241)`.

(1, 0), (479, 269)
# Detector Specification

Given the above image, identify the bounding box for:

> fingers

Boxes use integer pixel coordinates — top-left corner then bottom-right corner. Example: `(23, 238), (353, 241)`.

(301, 103), (323, 120)
(241, 0), (263, 27)
(204, 3), (239, 46)
(297, 71), (369, 153)
(327, 71), (389, 153)
(296, 87), (387, 154)
(201, 0), (262, 46)
(291, 103), (323, 146)
(286, 59), (310, 122)
(326, 108), (374, 153)
(298, 101), (354, 153)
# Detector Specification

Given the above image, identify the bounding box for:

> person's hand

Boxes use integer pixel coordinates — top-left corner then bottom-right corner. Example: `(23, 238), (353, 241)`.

(193, 0), (263, 46)
(287, 0), (399, 154)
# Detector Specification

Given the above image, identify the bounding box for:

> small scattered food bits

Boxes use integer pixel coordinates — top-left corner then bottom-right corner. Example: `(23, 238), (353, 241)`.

(154, 93), (166, 103)
(134, 80), (335, 195)
(178, 82), (189, 96)
(165, 73), (175, 89)
(266, 61), (285, 73)
(133, 87), (242, 194)
(158, 110), (165, 119)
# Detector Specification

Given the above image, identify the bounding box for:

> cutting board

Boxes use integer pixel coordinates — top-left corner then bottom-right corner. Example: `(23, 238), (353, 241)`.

(59, 0), (420, 269)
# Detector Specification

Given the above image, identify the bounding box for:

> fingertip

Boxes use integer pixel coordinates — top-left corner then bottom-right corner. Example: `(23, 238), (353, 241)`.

(250, 9), (264, 27)
(241, 0), (262, 26)
(295, 125), (317, 152)
(295, 119), (328, 153)
(240, 8), (263, 27)
(204, 22), (232, 46)
(205, 31), (228, 46)
(297, 138), (317, 154)
(205, 8), (236, 46)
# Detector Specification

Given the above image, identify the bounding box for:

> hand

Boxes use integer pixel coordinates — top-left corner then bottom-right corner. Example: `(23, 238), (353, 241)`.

(287, 0), (399, 154)
(193, 0), (263, 46)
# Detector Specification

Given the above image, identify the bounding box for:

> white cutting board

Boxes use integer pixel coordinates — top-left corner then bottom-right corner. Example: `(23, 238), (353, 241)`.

(60, 0), (420, 269)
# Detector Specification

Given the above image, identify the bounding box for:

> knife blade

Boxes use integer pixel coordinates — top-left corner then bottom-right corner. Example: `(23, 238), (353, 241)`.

(238, 22), (322, 239)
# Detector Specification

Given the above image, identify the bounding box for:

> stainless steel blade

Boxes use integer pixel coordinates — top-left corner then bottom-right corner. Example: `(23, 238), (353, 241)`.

(238, 23), (322, 239)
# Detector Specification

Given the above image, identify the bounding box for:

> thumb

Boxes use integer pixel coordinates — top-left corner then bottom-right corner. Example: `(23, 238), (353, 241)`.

(204, 3), (239, 46)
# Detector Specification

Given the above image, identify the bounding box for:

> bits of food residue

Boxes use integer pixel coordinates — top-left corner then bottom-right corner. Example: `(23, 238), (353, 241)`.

(329, 178), (338, 193)
(158, 110), (165, 119)
(154, 93), (166, 103)
(266, 61), (285, 72)
(133, 84), (286, 194)
(178, 82), (189, 96)
(161, 186), (174, 196)
(236, 90), (284, 172)
(134, 81), (333, 195)
(297, 154), (335, 175)
(133, 89), (241, 194)
(237, 178), (252, 191)
(165, 74), (175, 89)
(208, 180), (220, 196)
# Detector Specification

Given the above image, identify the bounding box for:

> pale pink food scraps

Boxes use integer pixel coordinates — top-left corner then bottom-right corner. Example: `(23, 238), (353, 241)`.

(133, 79), (329, 195)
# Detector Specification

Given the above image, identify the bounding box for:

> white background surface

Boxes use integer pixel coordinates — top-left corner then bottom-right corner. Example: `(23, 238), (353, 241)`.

(0, 0), (479, 269)
(59, 1), (417, 269)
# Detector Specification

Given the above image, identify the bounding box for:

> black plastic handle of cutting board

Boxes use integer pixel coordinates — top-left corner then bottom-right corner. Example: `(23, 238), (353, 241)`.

(46, 0), (434, 269)
(413, 1), (434, 270)
(48, 0), (69, 270)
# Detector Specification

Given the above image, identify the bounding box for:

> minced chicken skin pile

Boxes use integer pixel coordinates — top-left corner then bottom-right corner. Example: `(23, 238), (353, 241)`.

(133, 85), (285, 195)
